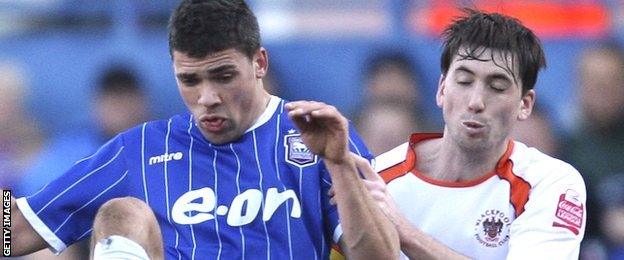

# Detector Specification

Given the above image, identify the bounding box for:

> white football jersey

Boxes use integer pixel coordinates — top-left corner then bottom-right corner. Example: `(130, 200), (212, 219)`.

(375, 134), (586, 260)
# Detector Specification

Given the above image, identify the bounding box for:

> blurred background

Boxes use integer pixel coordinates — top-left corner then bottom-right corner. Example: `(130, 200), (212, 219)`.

(1, 0), (624, 259)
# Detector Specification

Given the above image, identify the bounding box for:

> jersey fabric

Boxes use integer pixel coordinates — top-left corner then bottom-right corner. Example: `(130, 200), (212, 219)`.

(16, 96), (372, 260)
(375, 133), (586, 260)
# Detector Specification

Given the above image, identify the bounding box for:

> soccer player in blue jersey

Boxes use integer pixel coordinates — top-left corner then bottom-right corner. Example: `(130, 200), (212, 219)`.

(6, 0), (399, 259)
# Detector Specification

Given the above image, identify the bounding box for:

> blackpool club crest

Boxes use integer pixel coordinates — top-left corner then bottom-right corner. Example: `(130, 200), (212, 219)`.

(474, 209), (511, 247)
(284, 130), (317, 167)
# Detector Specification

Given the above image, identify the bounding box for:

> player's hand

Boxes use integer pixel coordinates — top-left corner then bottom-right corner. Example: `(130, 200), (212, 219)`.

(285, 101), (349, 164)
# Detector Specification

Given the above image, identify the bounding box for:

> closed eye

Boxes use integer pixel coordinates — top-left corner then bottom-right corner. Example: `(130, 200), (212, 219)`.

(490, 81), (510, 92)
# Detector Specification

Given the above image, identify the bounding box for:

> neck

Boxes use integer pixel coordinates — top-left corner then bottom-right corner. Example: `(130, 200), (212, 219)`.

(245, 87), (271, 129)
(421, 133), (509, 182)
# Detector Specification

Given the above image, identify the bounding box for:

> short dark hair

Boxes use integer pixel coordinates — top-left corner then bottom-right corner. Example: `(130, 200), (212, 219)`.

(440, 9), (546, 95)
(97, 65), (142, 95)
(365, 51), (419, 82)
(168, 0), (260, 59)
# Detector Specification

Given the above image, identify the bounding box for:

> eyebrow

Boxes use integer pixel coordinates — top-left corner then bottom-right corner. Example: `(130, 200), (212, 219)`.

(455, 66), (512, 82)
(176, 72), (196, 79)
(455, 66), (474, 75)
(207, 64), (237, 75)
(175, 64), (237, 79)
(489, 73), (512, 83)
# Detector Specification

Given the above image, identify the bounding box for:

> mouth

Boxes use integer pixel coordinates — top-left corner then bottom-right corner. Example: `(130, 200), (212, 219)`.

(462, 120), (485, 129)
(199, 115), (227, 133)
(461, 120), (486, 136)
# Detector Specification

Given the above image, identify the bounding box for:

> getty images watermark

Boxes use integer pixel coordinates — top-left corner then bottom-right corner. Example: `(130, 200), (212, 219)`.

(2, 189), (11, 257)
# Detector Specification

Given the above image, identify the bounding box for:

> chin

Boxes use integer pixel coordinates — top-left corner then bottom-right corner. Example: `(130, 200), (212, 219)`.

(457, 137), (491, 152)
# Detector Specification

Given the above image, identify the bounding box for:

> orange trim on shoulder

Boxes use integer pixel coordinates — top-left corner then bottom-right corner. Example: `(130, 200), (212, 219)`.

(496, 140), (531, 218)
(381, 133), (440, 183)
(380, 164), (409, 183)
(409, 133), (442, 144)
(407, 133), (508, 188)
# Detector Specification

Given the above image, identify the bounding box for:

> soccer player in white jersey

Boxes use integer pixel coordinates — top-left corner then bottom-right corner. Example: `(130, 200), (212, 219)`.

(5, 0), (398, 259)
(328, 9), (586, 260)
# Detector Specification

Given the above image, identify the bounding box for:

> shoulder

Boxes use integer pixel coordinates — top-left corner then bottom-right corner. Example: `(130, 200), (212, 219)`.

(510, 141), (585, 190)
(373, 142), (410, 172)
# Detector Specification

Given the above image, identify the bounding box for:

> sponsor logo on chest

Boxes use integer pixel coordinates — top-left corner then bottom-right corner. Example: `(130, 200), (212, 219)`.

(171, 187), (301, 227)
(474, 209), (511, 248)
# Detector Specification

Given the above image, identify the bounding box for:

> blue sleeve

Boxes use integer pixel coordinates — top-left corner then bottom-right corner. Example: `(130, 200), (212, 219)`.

(17, 135), (131, 253)
(321, 122), (374, 243)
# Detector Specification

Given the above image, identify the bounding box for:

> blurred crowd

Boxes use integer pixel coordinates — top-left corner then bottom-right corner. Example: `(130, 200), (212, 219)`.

(1, 3), (624, 260)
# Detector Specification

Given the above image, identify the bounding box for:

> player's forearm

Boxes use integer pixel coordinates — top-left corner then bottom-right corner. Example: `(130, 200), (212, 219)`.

(395, 217), (469, 260)
(5, 194), (48, 256)
(325, 160), (400, 259)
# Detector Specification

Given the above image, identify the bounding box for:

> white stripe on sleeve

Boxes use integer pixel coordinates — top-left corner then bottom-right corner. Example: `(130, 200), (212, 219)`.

(141, 122), (149, 204)
(37, 146), (125, 214)
(16, 198), (67, 254)
(53, 170), (129, 233)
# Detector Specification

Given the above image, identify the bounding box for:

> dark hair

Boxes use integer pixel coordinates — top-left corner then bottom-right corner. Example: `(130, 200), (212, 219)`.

(440, 9), (546, 95)
(168, 0), (260, 59)
(365, 51), (419, 81)
(97, 65), (142, 95)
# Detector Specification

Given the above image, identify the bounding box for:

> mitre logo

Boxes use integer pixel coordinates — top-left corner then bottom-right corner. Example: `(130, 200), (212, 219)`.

(474, 209), (511, 248)
(149, 152), (183, 165)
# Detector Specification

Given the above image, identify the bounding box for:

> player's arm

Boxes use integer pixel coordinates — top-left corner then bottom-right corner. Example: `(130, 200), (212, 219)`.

(505, 164), (586, 259)
(351, 160), (470, 260)
(285, 101), (400, 260)
(387, 214), (470, 260)
(1, 190), (48, 256)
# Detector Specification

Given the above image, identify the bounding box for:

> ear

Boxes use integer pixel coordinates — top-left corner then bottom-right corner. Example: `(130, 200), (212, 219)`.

(517, 89), (535, 121)
(436, 74), (446, 108)
(253, 47), (268, 78)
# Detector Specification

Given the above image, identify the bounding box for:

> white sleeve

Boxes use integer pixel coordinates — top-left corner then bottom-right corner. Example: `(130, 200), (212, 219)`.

(506, 163), (586, 260)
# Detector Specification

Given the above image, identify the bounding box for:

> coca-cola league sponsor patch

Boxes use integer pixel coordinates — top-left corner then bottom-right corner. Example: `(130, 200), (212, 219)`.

(552, 189), (584, 235)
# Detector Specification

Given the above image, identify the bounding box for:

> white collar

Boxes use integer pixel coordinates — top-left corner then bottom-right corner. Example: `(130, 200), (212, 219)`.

(245, 95), (280, 133)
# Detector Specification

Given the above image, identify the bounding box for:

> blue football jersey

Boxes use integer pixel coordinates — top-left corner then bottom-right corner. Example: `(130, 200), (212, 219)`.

(17, 96), (372, 260)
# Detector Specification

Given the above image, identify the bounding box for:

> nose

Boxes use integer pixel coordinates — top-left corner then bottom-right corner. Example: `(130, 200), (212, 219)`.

(197, 84), (222, 108)
(467, 87), (485, 113)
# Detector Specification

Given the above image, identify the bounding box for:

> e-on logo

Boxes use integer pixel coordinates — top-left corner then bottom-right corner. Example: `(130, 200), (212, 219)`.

(172, 187), (301, 226)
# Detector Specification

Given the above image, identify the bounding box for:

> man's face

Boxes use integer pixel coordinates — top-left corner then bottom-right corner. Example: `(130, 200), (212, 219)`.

(96, 91), (148, 139)
(173, 48), (269, 144)
(579, 49), (624, 127)
(436, 48), (534, 152)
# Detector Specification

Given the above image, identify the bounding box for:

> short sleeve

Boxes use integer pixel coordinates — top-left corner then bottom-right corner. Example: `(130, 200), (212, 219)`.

(17, 135), (131, 254)
(506, 164), (586, 259)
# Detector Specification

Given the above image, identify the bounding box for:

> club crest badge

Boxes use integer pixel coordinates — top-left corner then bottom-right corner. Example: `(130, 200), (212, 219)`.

(284, 131), (317, 167)
(474, 209), (511, 247)
(552, 189), (584, 235)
